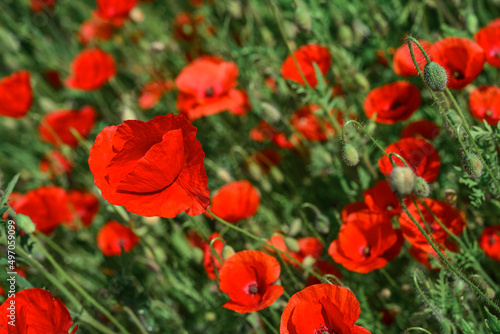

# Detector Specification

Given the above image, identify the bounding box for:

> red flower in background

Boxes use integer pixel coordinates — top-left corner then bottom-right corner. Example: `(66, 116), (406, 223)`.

(328, 210), (404, 273)
(79, 11), (116, 45)
(66, 48), (116, 91)
(280, 283), (371, 334)
(97, 221), (139, 256)
(362, 180), (401, 218)
(430, 37), (485, 89)
(401, 120), (440, 140)
(89, 114), (210, 218)
(218, 250), (284, 313)
(175, 56), (250, 121)
(173, 13), (204, 42)
(489, 18), (500, 27)
(96, 0), (137, 20)
(39, 106), (97, 147)
(67, 190), (100, 228)
(13, 186), (73, 235)
(399, 198), (465, 253)
(0, 288), (77, 334)
(44, 70), (63, 89)
(468, 85), (500, 125)
(267, 234), (323, 266)
(378, 137), (441, 182)
(30, 0), (56, 12)
(393, 40), (432, 77)
(363, 81), (421, 124)
(341, 201), (369, 221)
(305, 260), (342, 287)
(207, 180), (260, 223)
(290, 104), (341, 141)
(250, 121), (280, 142)
(474, 26), (500, 68)
(281, 44), (331, 88)
(0, 71), (32, 119)
(479, 226), (500, 261)
(246, 149), (282, 174)
(39, 150), (74, 179)
(138, 79), (174, 110)
(203, 232), (225, 280)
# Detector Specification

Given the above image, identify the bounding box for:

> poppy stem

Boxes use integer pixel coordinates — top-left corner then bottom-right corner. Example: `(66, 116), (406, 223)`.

(405, 36), (431, 64)
(29, 234), (132, 334)
(342, 120), (389, 158)
(413, 271), (448, 322)
(400, 201), (500, 314)
(403, 327), (433, 334)
(206, 209), (335, 285)
(123, 306), (149, 334)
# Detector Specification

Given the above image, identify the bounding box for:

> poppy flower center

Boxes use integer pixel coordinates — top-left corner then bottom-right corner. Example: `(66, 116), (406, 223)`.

(314, 325), (336, 334)
(244, 281), (259, 295)
(489, 235), (498, 246)
(386, 205), (394, 211)
(362, 246), (371, 257)
(205, 87), (214, 97)
(389, 100), (404, 110)
(485, 109), (493, 117)
(452, 70), (464, 79)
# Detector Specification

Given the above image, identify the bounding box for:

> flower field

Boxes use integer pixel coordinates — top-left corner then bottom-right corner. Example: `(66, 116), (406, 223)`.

(1, 0), (500, 333)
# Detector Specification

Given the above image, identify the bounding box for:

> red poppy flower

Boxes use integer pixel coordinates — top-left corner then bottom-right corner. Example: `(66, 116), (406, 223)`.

(78, 12), (116, 45)
(30, 0), (56, 12)
(393, 40), (432, 77)
(340, 202), (368, 222)
(378, 137), (441, 183)
(305, 260), (342, 287)
(399, 198), (465, 253)
(207, 180), (260, 223)
(401, 120), (440, 140)
(39, 106), (97, 147)
(203, 232), (225, 280)
(265, 77), (277, 92)
(266, 234), (297, 265)
(363, 81), (421, 124)
(44, 70), (63, 89)
(281, 43), (332, 88)
(479, 226), (500, 261)
(430, 37), (485, 89)
(280, 283), (371, 334)
(175, 56), (250, 121)
(246, 149), (282, 174)
(218, 250), (284, 313)
(468, 85), (500, 125)
(250, 121), (280, 142)
(0, 288), (77, 334)
(40, 150), (74, 179)
(97, 221), (139, 256)
(362, 180), (401, 218)
(89, 113), (210, 218)
(0, 70), (32, 119)
(96, 0), (136, 20)
(474, 26), (500, 68)
(173, 13), (204, 42)
(267, 234), (323, 266)
(66, 48), (116, 91)
(290, 104), (342, 141)
(67, 190), (100, 228)
(489, 18), (500, 27)
(13, 186), (73, 235)
(328, 210), (404, 273)
(138, 79), (174, 110)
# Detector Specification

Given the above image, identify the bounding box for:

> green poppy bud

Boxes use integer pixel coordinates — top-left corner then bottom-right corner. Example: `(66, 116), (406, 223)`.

(424, 62), (448, 92)
(463, 154), (482, 179)
(295, 3), (311, 33)
(15, 214), (35, 234)
(389, 167), (415, 197)
(222, 245), (235, 260)
(413, 176), (430, 198)
(284, 237), (300, 252)
(342, 143), (360, 166)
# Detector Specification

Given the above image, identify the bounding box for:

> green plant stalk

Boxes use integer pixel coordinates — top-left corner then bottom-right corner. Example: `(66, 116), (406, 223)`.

(413, 271), (447, 323)
(400, 201), (500, 313)
(342, 120), (389, 158)
(406, 37), (500, 196)
(207, 209), (342, 286)
(30, 234), (131, 334)
(403, 328), (433, 334)
(123, 306), (149, 334)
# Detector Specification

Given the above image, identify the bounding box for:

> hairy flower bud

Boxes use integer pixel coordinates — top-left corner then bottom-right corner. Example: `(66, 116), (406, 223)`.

(284, 237), (300, 252)
(463, 154), (483, 179)
(16, 214), (36, 234)
(222, 245), (235, 260)
(413, 176), (430, 198)
(389, 167), (415, 197)
(342, 143), (360, 166)
(424, 62), (448, 92)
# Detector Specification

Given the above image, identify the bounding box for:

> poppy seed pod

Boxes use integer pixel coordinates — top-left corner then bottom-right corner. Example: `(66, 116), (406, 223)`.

(463, 154), (483, 179)
(389, 167), (415, 197)
(342, 143), (360, 166)
(424, 62), (448, 92)
(413, 176), (430, 198)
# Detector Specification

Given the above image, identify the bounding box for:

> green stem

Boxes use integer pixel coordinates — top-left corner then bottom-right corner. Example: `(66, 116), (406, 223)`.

(403, 327), (433, 334)
(400, 202), (500, 313)
(342, 120), (388, 158)
(413, 271), (446, 321)
(123, 306), (149, 334)
(30, 234), (132, 334)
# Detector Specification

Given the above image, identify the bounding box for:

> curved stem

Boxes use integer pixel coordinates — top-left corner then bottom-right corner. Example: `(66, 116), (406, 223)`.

(30, 234), (131, 334)
(123, 306), (148, 334)
(342, 120), (388, 158)
(406, 36), (431, 63)
(403, 327), (433, 334)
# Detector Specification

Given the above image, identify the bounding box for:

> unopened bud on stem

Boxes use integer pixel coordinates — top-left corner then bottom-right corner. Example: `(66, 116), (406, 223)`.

(389, 167), (415, 197)
(463, 154), (483, 179)
(413, 176), (430, 198)
(342, 143), (360, 166)
(424, 62), (448, 92)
